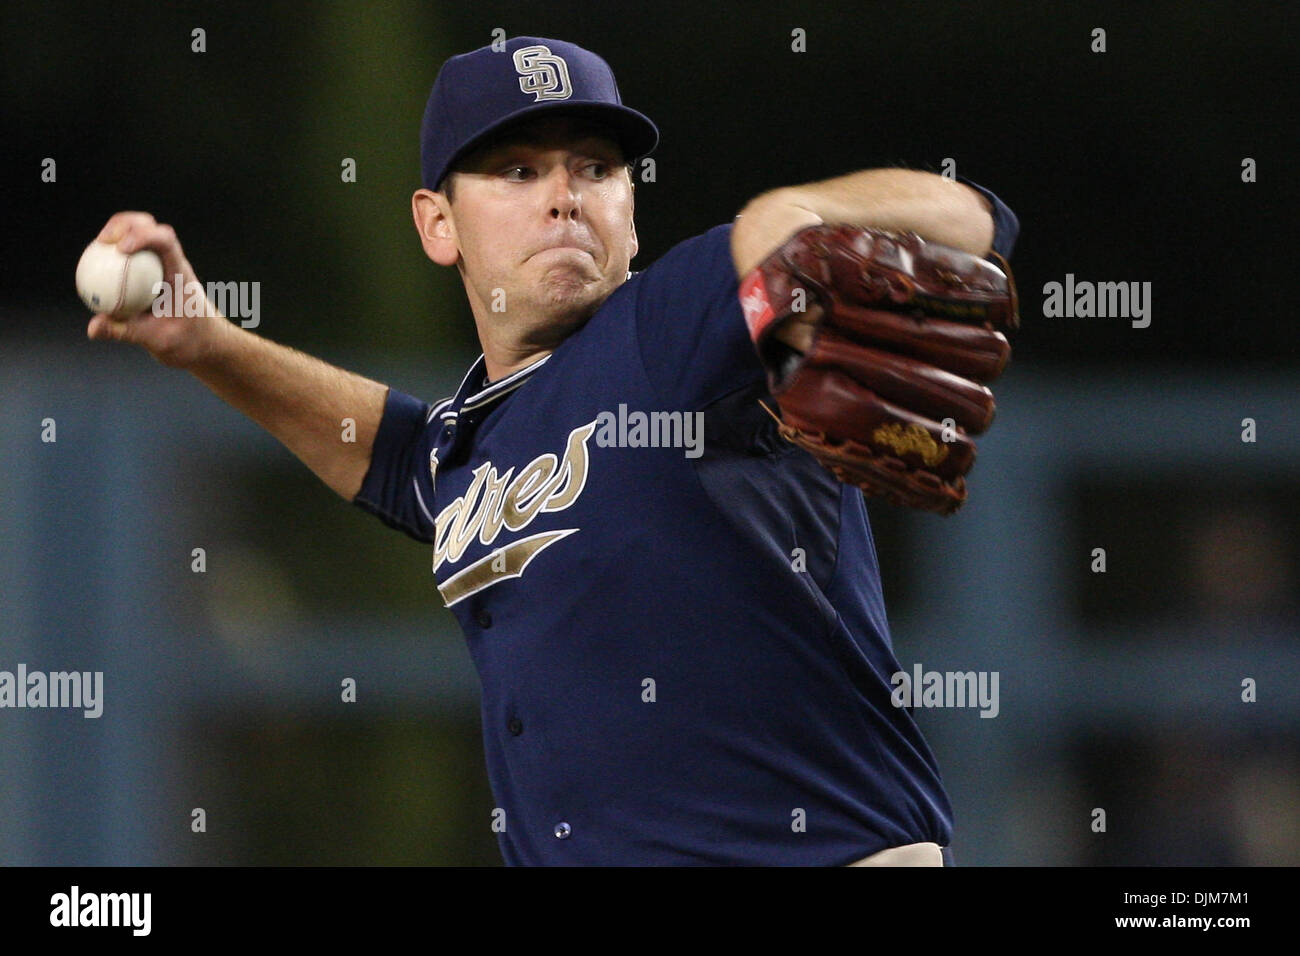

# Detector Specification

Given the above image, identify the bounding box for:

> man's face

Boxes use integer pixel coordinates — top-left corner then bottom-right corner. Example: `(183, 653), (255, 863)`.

(438, 115), (638, 345)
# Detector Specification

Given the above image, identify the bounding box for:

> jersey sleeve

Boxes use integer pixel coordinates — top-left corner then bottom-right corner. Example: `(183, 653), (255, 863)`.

(351, 386), (437, 544)
(633, 223), (766, 412)
(957, 176), (1020, 260)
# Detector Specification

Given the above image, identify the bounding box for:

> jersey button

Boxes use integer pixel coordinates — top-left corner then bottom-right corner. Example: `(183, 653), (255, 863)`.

(507, 717), (523, 736)
(441, 424), (455, 441)
(475, 609), (492, 628)
(554, 822), (571, 840)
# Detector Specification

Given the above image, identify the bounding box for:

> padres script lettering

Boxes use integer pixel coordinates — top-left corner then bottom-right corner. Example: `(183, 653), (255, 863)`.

(432, 421), (596, 605)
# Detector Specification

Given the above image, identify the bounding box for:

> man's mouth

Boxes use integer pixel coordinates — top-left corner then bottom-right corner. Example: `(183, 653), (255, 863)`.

(529, 246), (596, 265)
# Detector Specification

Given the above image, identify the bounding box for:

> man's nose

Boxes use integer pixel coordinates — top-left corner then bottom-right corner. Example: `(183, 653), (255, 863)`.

(544, 166), (581, 219)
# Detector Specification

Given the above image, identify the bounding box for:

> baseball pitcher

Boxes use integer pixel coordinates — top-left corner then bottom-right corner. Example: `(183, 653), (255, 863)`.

(87, 36), (1020, 866)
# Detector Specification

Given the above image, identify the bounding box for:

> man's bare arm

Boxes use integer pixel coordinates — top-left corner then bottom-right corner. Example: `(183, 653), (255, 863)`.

(731, 168), (995, 279)
(86, 212), (388, 502)
(186, 321), (388, 501)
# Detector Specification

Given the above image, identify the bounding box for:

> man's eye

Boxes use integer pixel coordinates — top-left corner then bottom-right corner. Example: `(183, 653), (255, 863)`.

(503, 166), (532, 181)
(586, 162), (610, 179)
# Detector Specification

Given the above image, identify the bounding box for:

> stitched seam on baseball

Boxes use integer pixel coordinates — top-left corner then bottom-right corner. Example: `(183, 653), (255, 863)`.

(114, 250), (131, 315)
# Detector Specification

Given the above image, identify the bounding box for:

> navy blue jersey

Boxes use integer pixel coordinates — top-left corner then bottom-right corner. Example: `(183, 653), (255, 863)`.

(355, 182), (1018, 865)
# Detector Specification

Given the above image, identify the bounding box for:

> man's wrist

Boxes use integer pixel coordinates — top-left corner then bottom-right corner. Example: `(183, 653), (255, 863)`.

(184, 310), (239, 373)
(784, 169), (994, 255)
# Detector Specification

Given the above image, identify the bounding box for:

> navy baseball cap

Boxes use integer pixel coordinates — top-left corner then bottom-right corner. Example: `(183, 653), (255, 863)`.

(420, 36), (659, 192)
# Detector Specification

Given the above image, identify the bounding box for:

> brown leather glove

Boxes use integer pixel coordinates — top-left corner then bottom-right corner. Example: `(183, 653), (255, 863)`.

(738, 223), (1019, 515)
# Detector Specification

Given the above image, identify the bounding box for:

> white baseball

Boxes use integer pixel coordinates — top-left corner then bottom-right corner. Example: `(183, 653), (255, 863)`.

(75, 240), (165, 319)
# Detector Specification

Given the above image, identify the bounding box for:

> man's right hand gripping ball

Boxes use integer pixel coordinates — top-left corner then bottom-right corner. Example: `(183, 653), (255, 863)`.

(739, 224), (1019, 515)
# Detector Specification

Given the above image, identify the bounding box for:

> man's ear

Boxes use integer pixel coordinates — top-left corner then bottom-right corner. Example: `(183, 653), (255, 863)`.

(628, 217), (639, 262)
(412, 188), (460, 266)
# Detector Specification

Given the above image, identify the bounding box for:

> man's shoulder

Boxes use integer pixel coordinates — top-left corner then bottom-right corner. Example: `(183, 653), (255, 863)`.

(626, 222), (736, 290)
(653, 222), (734, 264)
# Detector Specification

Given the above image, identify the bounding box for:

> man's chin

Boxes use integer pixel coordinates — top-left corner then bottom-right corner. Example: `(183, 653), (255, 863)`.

(535, 267), (607, 308)
(532, 279), (616, 333)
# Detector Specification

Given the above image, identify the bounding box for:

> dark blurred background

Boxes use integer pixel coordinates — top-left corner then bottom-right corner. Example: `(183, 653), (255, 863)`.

(2, 0), (1296, 865)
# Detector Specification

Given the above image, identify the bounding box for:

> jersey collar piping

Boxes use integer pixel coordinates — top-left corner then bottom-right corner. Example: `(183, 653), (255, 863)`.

(439, 352), (552, 420)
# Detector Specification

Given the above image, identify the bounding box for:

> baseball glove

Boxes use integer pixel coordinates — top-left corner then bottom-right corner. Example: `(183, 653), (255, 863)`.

(738, 223), (1019, 515)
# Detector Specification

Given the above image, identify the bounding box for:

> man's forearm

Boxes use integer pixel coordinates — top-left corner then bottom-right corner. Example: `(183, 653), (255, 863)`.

(733, 168), (995, 277)
(189, 318), (389, 502)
